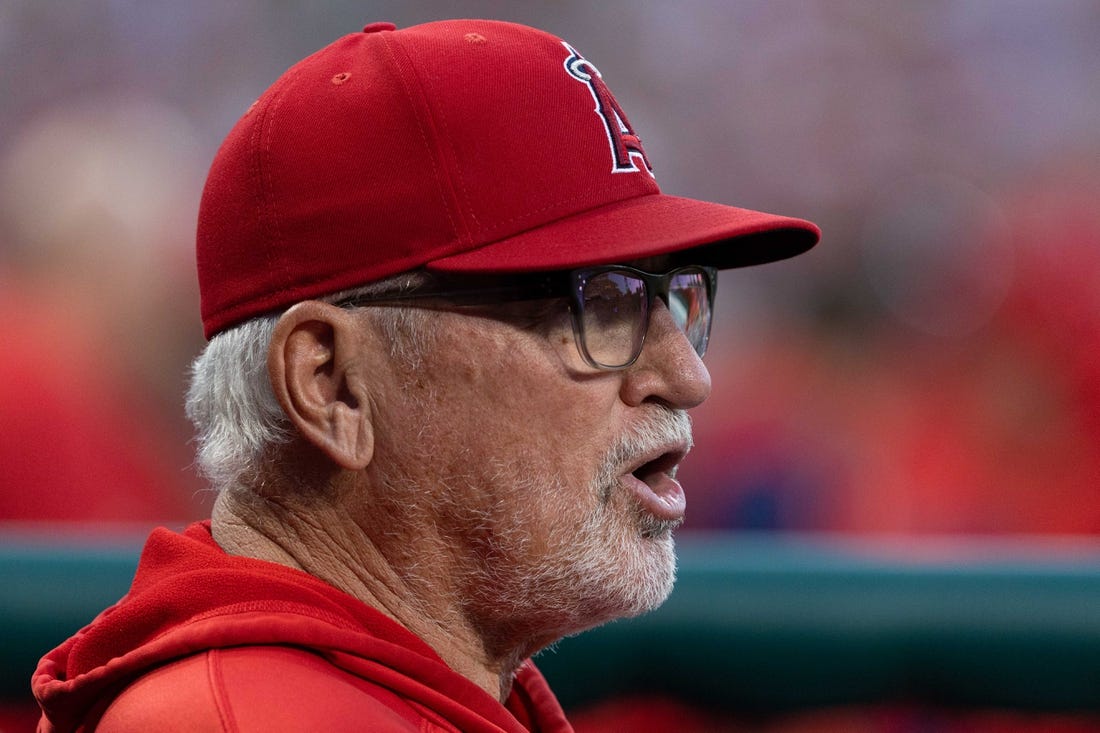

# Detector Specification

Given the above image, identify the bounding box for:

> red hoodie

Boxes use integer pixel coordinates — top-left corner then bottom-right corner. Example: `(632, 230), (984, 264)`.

(33, 522), (574, 732)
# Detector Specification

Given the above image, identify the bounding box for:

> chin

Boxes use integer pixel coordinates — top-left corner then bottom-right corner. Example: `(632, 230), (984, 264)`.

(565, 499), (679, 617)
(462, 479), (681, 647)
(578, 531), (678, 625)
(625, 532), (678, 614)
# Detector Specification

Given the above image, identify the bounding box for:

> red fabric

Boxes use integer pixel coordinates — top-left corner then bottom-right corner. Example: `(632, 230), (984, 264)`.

(33, 522), (573, 732)
(197, 19), (818, 338)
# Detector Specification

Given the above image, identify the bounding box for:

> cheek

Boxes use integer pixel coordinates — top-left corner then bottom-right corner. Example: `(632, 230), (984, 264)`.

(488, 378), (617, 487)
(428, 320), (617, 466)
(375, 313), (634, 528)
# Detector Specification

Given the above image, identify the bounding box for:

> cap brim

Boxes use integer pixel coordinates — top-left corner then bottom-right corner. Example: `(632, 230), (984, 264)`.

(426, 192), (820, 274)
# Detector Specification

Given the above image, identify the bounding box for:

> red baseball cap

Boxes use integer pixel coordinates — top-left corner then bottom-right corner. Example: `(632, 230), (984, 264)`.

(197, 19), (820, 338)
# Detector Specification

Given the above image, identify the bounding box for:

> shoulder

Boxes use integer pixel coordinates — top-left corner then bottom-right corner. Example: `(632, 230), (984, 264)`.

(97, 646), (424, 732)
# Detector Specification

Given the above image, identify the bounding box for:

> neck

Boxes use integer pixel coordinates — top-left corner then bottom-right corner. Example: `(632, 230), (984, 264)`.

(210, 487), (524, 702)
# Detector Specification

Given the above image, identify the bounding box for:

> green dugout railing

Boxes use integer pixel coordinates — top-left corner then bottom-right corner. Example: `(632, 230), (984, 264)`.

(3, 528), (1099, 711)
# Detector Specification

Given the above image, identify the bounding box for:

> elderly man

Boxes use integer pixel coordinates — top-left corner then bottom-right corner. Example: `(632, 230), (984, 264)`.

(34, 19), (818, 732)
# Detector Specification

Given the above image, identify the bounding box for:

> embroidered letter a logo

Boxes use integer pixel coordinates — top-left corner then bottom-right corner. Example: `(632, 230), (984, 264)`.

(563, 43), (654, 177)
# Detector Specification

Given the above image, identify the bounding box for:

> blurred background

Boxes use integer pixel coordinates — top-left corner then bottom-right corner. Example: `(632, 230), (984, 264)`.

(2, 1), (1099, 730)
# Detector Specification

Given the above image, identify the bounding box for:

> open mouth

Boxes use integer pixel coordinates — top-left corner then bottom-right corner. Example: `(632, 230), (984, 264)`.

(631, 448), (687, 490)
(622, 445), (690, 522)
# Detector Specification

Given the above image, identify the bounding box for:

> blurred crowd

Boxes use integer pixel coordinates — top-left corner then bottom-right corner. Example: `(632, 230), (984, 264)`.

(2, 2), (1098, 729)
(3, 0), (1096, 533)
(682, 161), (1100, 535)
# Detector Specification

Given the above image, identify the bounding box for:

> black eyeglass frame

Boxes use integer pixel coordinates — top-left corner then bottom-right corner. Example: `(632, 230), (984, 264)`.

(335, 264), (718, 371)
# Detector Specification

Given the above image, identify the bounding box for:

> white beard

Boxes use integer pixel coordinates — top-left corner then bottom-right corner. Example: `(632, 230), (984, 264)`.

(449, 406), (692, 654)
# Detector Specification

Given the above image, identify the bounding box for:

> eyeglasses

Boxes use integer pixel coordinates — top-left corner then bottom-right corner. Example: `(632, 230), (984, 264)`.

(336, 264), (717, 371)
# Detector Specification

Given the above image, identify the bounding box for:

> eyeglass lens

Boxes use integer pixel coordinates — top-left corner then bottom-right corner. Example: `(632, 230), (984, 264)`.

(579, 268), (711, 368)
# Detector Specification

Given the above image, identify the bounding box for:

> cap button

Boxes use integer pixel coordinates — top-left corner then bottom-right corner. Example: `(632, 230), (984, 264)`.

(362, 22), (396, 33)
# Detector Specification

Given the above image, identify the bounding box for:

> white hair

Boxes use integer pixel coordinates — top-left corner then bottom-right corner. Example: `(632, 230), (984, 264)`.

(185, 272), (432, 494)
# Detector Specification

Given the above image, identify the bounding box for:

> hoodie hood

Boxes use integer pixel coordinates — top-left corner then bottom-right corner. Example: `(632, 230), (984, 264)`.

(33, 521), (568, 732)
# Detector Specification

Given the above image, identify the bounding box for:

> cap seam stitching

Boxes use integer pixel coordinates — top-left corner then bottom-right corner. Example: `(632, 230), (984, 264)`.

(379, 33), (464, 245)
(400, 45), (482, 234)
(246, 103), (281, 292)
(218, 63), (321, 324)
(255, 66), (310, 293)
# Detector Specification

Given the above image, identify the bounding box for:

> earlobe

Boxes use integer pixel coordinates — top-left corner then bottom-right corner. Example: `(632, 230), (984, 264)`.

(268, 302), (374, 470)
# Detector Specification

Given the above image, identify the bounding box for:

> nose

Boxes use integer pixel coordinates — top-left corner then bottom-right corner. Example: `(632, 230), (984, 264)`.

(619, 300), (712, 409)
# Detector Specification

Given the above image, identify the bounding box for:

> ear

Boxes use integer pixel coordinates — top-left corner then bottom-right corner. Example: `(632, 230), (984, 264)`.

(267, 301), (374, 470)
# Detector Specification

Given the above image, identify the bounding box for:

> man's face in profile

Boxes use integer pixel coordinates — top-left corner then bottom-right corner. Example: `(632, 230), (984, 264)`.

(355, 257), (712, 655)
